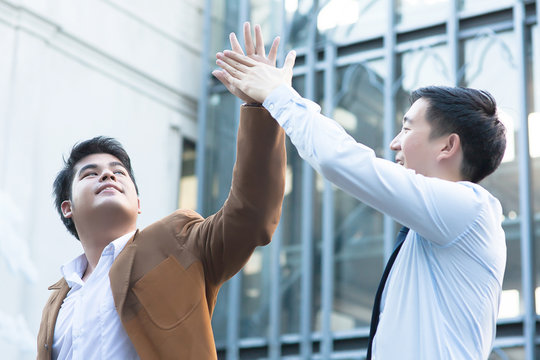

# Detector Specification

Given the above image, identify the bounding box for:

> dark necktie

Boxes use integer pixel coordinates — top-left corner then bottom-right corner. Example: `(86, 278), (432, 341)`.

(366, 226), (410, 359)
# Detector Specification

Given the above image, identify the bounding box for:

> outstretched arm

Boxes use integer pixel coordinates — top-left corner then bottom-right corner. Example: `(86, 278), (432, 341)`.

(186, 23), (287, 286)
(215, 28), (488, 246)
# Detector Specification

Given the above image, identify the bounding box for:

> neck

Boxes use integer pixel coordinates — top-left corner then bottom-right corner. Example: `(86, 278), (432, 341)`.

(78, 224), (136, 279)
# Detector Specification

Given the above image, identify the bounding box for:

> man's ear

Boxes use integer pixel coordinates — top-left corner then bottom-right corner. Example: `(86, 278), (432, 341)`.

(437, 133), (461, 161)
(61, 200), (73, 218)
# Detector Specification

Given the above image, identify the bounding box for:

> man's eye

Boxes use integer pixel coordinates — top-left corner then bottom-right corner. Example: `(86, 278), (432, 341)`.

(114, 170), (126, 175)
(83, 172), (97, 178)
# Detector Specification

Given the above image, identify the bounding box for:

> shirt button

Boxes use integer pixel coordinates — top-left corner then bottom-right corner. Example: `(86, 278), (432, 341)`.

(268, 103), (274, 110)
(44, 344), (48, 349)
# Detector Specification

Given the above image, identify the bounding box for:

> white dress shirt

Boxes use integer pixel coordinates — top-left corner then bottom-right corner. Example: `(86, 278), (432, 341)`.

(263, 85), (506, 360)
(52, 231), (139, 360)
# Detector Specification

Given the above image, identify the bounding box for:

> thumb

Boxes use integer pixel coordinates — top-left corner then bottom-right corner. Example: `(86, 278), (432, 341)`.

(283, 50), (296, 72)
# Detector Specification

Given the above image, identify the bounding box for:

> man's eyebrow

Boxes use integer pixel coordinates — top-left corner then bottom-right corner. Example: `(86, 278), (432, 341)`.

(77, 163), (97, 176)
(110, 161), (126, 169)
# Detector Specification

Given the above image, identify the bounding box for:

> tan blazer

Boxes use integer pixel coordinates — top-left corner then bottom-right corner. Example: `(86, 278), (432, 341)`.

(36, 106), (286, 359)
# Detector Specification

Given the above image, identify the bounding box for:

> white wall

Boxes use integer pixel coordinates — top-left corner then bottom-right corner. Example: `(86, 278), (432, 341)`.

(0, 0), (203, 358)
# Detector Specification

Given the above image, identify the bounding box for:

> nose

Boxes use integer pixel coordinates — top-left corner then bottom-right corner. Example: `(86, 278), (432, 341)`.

(389, 133), (401, 151)
(100, 169), (116, 182)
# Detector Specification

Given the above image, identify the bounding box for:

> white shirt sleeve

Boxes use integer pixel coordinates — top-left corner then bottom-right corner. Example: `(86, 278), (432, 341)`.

(263, 84), (485, 246)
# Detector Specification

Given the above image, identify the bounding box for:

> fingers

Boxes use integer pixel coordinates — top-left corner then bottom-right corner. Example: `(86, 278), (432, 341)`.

(283, 50), (296, 72)
(243, 22), (255, 55)
(267, 36), (280, 65)
(229, 32), (244, 55)
(222, 50), (258, 67)
(216, 52), (251, 78)
(212, 69), (240, 91)
(254, 24), (266, 57)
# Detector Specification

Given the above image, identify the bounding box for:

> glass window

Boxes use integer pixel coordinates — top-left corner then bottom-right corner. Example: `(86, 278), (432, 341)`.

(396, 43), (452, 129)
(239, 246), (272, 338)
(459, 0), (512, 15)
(178, 139), (197, 211)
(280, 75), (307, 335)
(284, 0), (315, 48)
(317, 0), (385, 44)
(202, 91), (238, 215)
(249, 0), (283, 46)
(211, 280), (229, 344)
(210, 0), (240, 56)
(205, 91), (237, 344)
(396, 0), (449, 29)
(461, 30), (522, 319)
(318, 60), (386, 331)
(489, 346), (524, 359)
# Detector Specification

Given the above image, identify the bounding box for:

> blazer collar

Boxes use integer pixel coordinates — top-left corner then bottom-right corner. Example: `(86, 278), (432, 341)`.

(109, 230), (138, 317)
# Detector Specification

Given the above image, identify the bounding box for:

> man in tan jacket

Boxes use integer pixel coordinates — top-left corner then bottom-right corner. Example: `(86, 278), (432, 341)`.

(37, 24), (285, 360)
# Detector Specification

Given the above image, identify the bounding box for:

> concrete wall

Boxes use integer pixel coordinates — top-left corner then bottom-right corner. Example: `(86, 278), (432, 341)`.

(0, 0), (203, 358)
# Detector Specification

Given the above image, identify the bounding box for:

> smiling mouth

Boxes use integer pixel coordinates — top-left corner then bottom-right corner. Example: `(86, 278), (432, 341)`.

(99, 187), (119, 194)
(96, 184), (122, 194)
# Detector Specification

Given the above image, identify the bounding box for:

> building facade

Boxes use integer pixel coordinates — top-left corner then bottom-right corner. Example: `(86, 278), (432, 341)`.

(200, 0), (540, 359)
(0, 1), (202, 359)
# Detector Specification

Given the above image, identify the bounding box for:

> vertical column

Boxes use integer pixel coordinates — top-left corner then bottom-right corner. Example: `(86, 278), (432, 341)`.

(300, 5), (318, 358)
(269, 223), (283, 359)
(382, 0), (397, 262)
(195, 0), (213, 216)
(269, 2), (288, 358)
(447, 0), (459, 86)
(514, 1), (536, 359)
(320, 39), (336, 359)
(226, 3), (250, 360)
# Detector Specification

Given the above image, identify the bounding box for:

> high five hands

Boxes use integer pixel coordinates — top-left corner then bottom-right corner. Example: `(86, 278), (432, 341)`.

(213, 22), (296, 104)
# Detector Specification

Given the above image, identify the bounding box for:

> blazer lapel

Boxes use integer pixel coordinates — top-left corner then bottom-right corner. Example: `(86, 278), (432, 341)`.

(41, 278), (69, 357)
(109, 230), (138, 318)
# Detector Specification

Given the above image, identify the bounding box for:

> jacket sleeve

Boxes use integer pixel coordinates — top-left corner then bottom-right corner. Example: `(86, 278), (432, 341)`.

(184, 105), (286, 287)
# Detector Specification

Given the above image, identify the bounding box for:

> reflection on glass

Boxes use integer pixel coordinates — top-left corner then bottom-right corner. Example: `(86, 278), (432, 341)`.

(396, 0), (449, 28)
(314, 60), (386, 331)
(489, 347), (524, 359)
(211, 280), (229, 344)
(249, 0), (283, 46)
(280, 76), (306, 334)
(396, 44), (452, 133)
(205, 91), (238, 344)
(202, 91), (237, 215)
(462, 30), (522, 318)
(210, 0), (239, 56)
(285, 0), (315, 47)
(459, 0), (512, 14)
(317, 0), (385, 43)
(240, 246), (272, 338)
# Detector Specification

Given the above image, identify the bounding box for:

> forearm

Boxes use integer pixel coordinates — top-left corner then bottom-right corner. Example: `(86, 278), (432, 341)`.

(198, 104), (286, 285)
(227, 104), (286, 237)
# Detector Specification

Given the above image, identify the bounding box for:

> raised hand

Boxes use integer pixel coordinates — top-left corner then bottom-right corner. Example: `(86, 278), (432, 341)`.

(214, 48), (296, 104)
(213, 22), (280, 104)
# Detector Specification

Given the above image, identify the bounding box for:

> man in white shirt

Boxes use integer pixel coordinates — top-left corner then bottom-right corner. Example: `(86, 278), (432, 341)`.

(214, 26), (507, 359)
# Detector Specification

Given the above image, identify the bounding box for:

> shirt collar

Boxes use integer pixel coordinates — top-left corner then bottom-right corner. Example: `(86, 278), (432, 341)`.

(60, 230), (136, 288)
